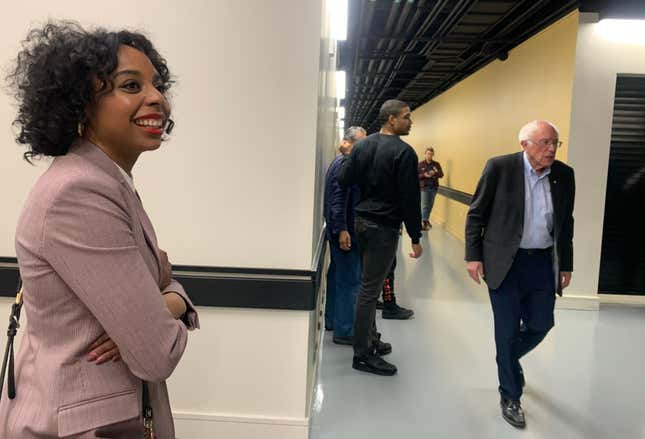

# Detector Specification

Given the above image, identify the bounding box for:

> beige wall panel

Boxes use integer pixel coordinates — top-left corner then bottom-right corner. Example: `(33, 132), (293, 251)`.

(406, 11), (579, 240)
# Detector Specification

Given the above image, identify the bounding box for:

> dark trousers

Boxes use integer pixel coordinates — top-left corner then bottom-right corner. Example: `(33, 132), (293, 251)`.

(353, 216), (399, 357)
(488, 249), (556, 400)
(324, 241), (361, 337)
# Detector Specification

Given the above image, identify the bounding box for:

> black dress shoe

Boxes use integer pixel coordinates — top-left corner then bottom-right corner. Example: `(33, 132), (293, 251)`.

(382, 303), (414, 320)
(500, 398), (526, 429)
(375, 340), (392, 356)
(352, 355), (397, 376)
(332, 335), (353, 345)
(376, 300), (384, 310)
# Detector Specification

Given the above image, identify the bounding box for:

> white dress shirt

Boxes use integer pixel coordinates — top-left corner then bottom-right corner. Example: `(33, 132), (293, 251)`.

(519, 151), (554, 249)
(115, 163), (136, 194)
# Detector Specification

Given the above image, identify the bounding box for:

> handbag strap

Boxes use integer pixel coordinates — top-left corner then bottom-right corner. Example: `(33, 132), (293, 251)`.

(0, 278), (156, 439)
(0, 280), (23, 400)
(142, 380), (154, 438)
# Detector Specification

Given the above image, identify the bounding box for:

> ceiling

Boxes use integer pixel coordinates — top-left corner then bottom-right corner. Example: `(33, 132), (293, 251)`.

(338, 0), (581, 133)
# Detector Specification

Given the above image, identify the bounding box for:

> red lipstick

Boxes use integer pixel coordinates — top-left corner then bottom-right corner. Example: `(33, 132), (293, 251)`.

(133, 113), (166, 135)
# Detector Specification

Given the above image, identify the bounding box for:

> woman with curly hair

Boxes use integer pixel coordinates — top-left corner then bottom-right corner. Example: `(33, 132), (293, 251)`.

(0, 21), (199, 438)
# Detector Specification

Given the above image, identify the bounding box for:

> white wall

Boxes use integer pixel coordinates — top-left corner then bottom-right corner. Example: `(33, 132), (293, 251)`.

(0, 1), (335, 438)
(312, 5), (339, 259)
(567, 13), (645, 299)
(0, 0), (329, 270)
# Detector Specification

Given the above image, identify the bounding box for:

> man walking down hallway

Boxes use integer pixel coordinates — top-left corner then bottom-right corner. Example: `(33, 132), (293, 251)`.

(465, 120), (575, 429)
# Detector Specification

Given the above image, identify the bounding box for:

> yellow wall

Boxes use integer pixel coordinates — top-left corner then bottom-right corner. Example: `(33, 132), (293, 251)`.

(407, 11), (579, 241)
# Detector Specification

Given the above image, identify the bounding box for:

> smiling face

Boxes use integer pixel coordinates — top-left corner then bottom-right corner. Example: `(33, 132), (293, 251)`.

(85, 45), (171, 170)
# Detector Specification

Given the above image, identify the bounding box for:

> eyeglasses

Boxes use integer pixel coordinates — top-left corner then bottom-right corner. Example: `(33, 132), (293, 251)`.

(527, 139), (563, 148)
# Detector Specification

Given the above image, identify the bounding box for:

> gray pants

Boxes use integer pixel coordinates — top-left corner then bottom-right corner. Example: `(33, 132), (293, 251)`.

(353, 216), (399, 357)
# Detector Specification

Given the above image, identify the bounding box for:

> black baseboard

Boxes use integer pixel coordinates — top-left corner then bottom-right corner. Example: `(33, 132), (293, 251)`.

(437, 186), (473, 205)
(0, 228), (327, 311)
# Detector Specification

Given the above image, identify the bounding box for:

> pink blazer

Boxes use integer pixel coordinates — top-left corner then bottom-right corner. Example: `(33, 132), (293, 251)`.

(0, 141), (199, 438)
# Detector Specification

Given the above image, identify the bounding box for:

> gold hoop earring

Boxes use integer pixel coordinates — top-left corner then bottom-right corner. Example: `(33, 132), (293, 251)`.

(77, 122), (84, 137)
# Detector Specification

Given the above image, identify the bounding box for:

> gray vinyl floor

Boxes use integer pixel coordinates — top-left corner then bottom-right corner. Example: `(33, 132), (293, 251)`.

(310, 225), (645, 439)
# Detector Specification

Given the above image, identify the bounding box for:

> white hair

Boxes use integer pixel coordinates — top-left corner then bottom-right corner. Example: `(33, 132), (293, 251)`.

(344, 126), (366, 142)
(518, 120), (560, 143)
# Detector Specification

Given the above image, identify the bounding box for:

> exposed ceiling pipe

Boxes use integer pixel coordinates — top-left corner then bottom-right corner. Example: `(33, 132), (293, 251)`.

(354, 0), (434, 126)
(414, 0), (557, 105)
(349, 0), (377, 119)
(357, 0), (401, 121)
(345, 1), (580, 130)
(358, 0), (450, 127)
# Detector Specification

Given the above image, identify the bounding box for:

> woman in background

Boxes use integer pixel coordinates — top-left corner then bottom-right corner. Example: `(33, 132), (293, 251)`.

(0, 22), (199, 438)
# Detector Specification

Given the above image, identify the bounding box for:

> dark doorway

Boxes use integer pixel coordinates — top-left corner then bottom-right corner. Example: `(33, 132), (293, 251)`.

(599, 75), (645, 295)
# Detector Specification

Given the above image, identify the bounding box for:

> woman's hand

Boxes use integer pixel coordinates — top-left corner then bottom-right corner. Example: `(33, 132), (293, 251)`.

(87, 333), (121, 364)
(164, 292), (187, 319)
(159, 249), (172, 290)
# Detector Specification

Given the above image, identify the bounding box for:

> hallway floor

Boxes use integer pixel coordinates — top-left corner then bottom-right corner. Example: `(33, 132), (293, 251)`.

(310, 224), (645, 439)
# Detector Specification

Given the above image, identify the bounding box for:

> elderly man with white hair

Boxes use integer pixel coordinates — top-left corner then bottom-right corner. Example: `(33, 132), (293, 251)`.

(465, 120), (576, 429)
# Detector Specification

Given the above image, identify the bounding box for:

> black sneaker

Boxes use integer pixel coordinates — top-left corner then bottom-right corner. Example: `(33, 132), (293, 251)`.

(500, 398), (526, 429)
(375, 340), (392, 356)
(352, 355), (397, 376)
(382, 303), (414, 320)
(376, 300), (384, 310)
(332, 335), (353, 346)
(333, 336), (391, 355)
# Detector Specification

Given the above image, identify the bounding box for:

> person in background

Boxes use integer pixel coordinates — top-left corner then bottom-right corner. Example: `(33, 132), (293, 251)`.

(465, 120), (575, 429)
(324, 126), (367, 345)
(338, 99), (422, 376)
(0, 22), (199, 438)
(418, 147), (444, 230)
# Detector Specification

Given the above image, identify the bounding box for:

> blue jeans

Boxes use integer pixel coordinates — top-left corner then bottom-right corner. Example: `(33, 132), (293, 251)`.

(325, 240), (361, 337)
(421, 187), (437, 221)
(488, 249), (556, 400)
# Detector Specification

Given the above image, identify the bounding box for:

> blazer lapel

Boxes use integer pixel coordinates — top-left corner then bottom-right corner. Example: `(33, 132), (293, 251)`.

(130, 191), (162, 284)
(548, 167), (563, 294)
(69, 141), (162, 285)
(548, 170), (560, 215)
(515, 152), (526, 224)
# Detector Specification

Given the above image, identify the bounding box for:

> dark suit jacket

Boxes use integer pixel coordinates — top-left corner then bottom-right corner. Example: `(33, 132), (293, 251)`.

(465, 151), (575, 293)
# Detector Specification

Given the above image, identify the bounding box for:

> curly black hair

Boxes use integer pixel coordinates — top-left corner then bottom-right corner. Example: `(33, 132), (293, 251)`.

(6, 21), (173, 162)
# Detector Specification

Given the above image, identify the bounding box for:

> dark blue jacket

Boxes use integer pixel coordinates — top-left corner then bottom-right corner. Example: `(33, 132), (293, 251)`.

(324, 154), (360, 242)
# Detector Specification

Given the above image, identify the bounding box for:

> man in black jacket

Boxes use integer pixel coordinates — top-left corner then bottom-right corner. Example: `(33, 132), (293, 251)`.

(338, 99), (423, 376)
(465, 120), (575, 429)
